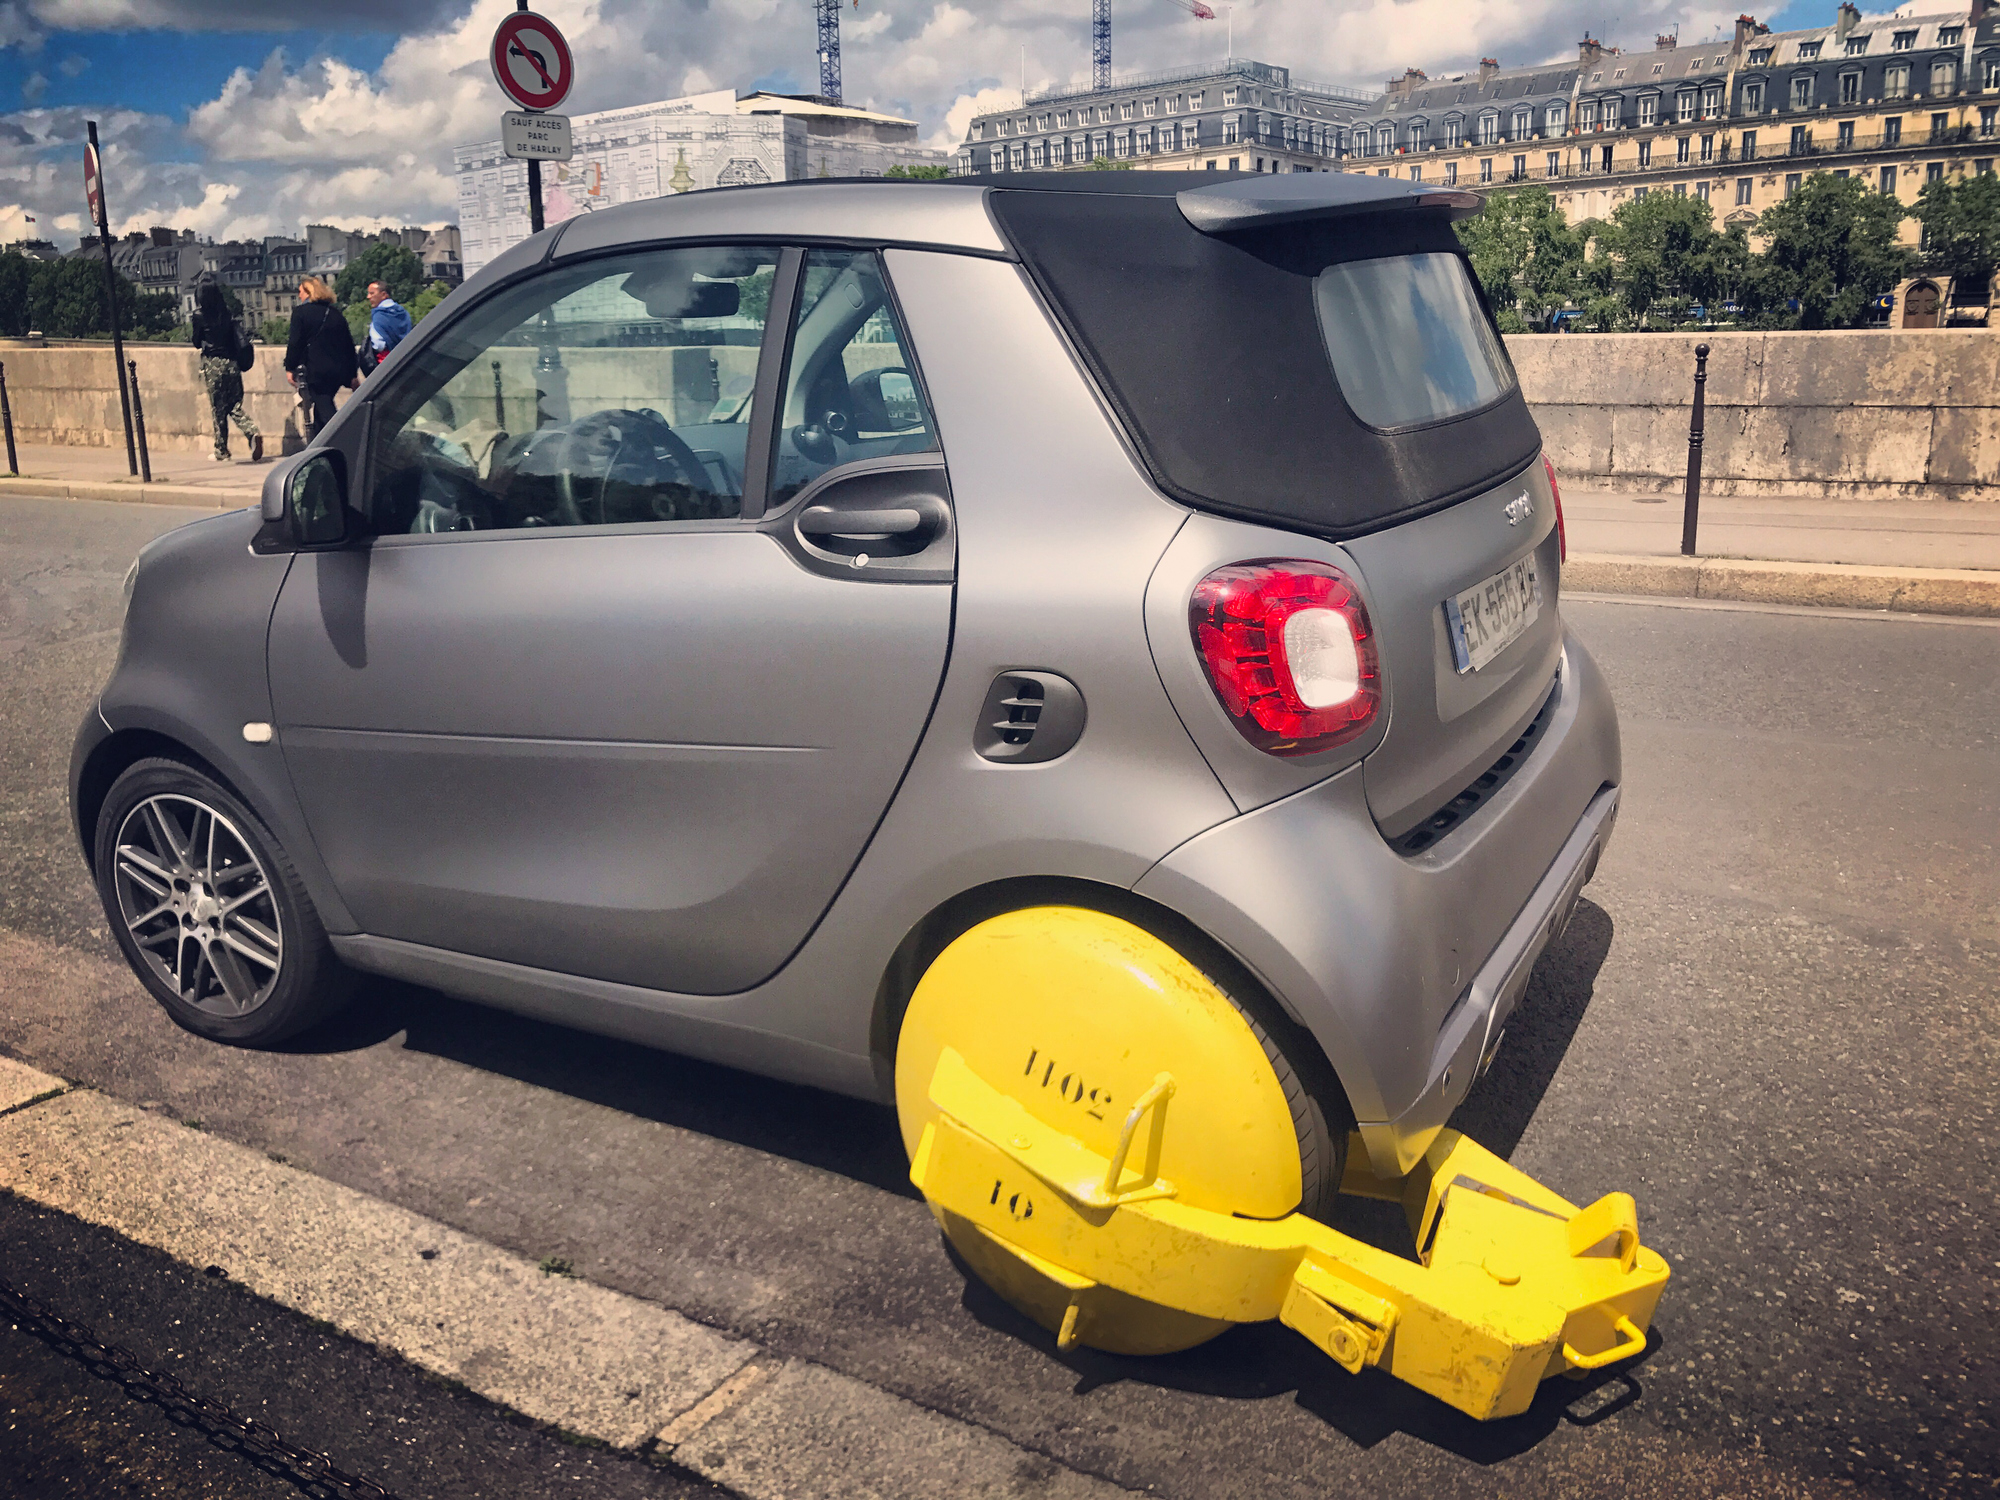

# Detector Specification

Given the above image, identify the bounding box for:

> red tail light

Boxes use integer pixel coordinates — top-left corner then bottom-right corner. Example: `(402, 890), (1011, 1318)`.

(1542, 452), (1566, 563)
(1189, 560), (1381, 758)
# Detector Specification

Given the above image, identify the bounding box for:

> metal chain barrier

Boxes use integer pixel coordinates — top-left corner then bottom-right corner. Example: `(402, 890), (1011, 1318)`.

(0, 1272), (401, 1499)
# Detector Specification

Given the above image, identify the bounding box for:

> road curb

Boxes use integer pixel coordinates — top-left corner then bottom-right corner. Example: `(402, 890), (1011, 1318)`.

(0, 474), (249, 508)
(1565, 552), (2000, 617)
(0, 1072), (1140, 1499)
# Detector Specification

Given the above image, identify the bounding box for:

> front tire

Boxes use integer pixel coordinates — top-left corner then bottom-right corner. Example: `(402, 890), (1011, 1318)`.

(94, 757), (353, 1046)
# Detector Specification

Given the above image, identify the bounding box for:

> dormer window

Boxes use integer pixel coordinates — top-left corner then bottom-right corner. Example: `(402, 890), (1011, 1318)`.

(1892, 30), (1916, 51)
(1940, 27), (1963, 46)
(1791, 75), (1813, 108)
(1846, 35), (1869, 55)
(1797, 41), (1821, 60)
(1749, 48), (1773, 65)
(1592, 71), (1603, 82)
(1744, 80), (1765, 111)
(1613, 68), (1626, 79)
(1652, 63), (1665, 75)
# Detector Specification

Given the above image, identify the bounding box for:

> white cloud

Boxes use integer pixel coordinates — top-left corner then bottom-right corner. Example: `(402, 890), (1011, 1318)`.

(2, 0), (1762, 248)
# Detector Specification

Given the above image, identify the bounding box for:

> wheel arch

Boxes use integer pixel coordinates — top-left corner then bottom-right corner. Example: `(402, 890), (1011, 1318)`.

(867, 874), (1355, 1134)
(74, 728), (236, 873)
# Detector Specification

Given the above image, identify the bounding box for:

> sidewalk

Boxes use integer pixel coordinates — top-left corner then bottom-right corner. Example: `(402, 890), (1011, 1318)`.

(4, 444), (1997, 614)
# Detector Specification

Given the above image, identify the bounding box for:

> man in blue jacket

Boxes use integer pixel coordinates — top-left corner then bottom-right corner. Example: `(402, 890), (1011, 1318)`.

(362, 280), (414, 374)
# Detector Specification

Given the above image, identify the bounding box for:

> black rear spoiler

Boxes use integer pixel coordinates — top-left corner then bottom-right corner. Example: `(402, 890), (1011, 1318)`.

(1177, 175), (1483, 235)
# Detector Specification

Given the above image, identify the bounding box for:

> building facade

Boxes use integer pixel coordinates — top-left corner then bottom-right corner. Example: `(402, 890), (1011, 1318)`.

(954, 57), (1378, 175)
(1343, 4), (2000, 272)
(455, 90), (948, 278)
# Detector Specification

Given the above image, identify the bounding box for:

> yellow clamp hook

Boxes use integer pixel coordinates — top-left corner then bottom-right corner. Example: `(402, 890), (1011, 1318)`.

(910, 1046), (1671, 1421)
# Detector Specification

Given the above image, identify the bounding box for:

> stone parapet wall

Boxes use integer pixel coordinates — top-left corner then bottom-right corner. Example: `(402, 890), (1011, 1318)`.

(1510, 330), (2000, 503)
(0, 341), (321, 457)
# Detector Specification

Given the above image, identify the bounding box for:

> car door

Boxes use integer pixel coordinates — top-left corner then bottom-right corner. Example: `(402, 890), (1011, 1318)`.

(266, 244), (954, 994)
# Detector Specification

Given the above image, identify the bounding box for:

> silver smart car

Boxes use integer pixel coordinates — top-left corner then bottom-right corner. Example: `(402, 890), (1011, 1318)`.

(71, 172), (1617, 1200)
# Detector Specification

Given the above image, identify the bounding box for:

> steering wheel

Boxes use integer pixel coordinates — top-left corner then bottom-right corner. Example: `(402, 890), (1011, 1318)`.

(551, 408), (719, 524)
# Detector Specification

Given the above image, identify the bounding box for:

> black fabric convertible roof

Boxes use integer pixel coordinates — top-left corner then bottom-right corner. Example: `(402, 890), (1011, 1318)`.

(983, 176), (1542, 540)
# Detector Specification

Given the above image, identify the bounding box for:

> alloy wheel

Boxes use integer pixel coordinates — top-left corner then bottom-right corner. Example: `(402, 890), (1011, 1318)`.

(112, 793), (283, 1016)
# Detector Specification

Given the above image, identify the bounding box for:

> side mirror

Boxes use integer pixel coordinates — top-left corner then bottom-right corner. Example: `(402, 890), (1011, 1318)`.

(288, 452), (349, 546)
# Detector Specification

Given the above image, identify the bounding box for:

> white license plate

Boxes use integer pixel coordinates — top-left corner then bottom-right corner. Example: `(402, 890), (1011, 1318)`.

(1445, 556), (1541, 674)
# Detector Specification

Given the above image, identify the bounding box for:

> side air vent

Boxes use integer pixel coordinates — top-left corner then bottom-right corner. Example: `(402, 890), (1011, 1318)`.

(974, 671), (1087, 764)
(1388, 680), (1560, 856)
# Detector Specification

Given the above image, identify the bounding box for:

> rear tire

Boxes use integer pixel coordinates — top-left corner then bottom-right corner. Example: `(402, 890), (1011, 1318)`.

(94, 757), (354, 1046)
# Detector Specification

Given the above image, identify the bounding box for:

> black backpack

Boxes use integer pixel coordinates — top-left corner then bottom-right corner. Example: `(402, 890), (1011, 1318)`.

(231, 318), (255, 373)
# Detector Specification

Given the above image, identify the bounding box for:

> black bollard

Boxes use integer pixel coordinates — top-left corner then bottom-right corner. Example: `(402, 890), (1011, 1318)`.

(127, 359), (152, 483)
(1681, 343), (1710, 557)
(492, 359), (506, 428)
(0, 361), (16, 477)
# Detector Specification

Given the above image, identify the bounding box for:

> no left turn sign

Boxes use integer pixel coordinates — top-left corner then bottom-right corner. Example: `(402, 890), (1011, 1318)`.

(491, 11), (573, 113)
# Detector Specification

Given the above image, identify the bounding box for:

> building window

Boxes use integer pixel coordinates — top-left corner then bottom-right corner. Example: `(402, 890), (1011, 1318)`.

(1736, 177), (1752, 204)
(1479, 112), (1498, 145)
(1512, 153), (1527, 179)
(1703, 85), (1723, 116)
(1985, 60), (2000, 91)
(1224, 117), (1239, 144)
(1931, 59), (1957, 97)
(1892, 30), (1916, 51)
(1846, 35), (1870, 56)
(1886, 117), (1903, 145)
(1791, 76), (1813, 109)
(1546, 101), (1567, 131)
(1749, 48), (1773, 66)
(1675, 181), (1687, 197)
(1928, 160), (1945, 181)
(1635, 186), (1649, 199)
(1639, 94), (1658, 126)
(1601, 144), (1613, 171)
(1190, 91), (1205, 108)
(1701, 133), (1715, 162)
(1785, 172), (1801, 197)
(1546, 151), (1560, 177)
(1223, 88), (1238, 106)
(1445, 117), (1463, 147)
(1480, 157), (1493, 183)
(1881, 164), (1898, 193)
(1797, 41), (1821, 60)
(1580, 102), (1597, 130)
(1886, 63), (1910, 99)
(1678, 92), (1697, 122)
(1601, 100), (1619, 129)
(1978, 158), (1994, 175)
(1445, 161), (1458, 184)
(1838, 120), (1855, 148)
(1639, 140), (1653, 166)
(1675, 135), (1689, 163)
(1408, 165), (1422, 181)
(1744, 81), (1765, 113)
(1409, 121), (1427, 150)
(1791, 124), (1811, 154)
(1941, 26), (1963, 45)
(1143, 98), (1158, 116)
(1841, 72), (1861, 105)
(1983, 106), (1998, 138)
(1513, 107), (1532, 138)
(1932, 111), (1951, 141)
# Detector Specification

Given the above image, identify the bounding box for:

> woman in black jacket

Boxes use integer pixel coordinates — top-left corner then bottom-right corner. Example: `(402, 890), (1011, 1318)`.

(190, 279), (261, 462)
(284, 276), (359, 439)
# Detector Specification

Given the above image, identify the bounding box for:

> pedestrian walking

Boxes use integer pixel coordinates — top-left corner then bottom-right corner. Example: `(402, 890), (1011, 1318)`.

(284, 276), (359, 440)
(190, 280), (262, 463)
(360, 280), (413, 376)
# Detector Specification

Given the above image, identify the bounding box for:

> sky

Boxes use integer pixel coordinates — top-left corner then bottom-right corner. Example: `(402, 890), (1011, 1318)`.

(1, 0), (1834, 249)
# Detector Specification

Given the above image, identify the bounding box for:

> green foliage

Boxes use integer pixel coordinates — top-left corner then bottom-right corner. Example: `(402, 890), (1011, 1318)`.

(0, 253), (180, 338)
(408, 280), (452, 322)
(1455, 188), (1586, 330)
(735, 265), (774, 324)
(1913, 171), (2000, 303)
(1743, 173), (1912, 329)
(884, 163), (952, 179)
(1581, 192), (1747, 329)
(1085, 156), (1135, 170)
(260, 317), (292, 344)
(334, 241), (423, 308)
(343, 299), (372, 344)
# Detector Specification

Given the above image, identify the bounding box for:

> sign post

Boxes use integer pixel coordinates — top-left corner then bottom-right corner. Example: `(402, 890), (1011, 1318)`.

(85, 123), (137, 477)
(491, 3), (574, 237)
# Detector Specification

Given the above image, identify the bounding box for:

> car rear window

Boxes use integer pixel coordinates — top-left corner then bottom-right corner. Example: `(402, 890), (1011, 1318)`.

(1314, 252), (1516, 431)
(986, 184), (1541, 540)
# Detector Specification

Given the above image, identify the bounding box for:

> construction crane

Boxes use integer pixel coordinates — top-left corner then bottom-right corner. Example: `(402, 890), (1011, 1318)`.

(817, 0), (844, 106)
(1095, 2), (1215, 92)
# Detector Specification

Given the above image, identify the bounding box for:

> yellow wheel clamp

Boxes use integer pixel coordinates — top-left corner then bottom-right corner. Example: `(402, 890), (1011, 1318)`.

(896, 908), (1671, 1423)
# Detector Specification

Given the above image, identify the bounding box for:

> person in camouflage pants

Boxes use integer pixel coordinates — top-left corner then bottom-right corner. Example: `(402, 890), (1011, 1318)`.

(200, 354), (260, 461)
(192, 280), (262, 462)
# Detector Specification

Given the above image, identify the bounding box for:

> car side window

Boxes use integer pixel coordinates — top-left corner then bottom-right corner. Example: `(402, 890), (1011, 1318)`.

(768, 249), (938, 511)
(367, 246), (780, 535)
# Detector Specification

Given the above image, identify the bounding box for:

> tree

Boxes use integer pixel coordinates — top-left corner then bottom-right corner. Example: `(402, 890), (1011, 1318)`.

(1743, 172), (1912, 329)
(1912, 171), (2000, 305)
(408, 279), (452, 322)
(334, 241), (423, 309)
(15, 256), (178, 338)
(1084, 156), (1134, 170)
(0, 250), (33, 337)
(1586, 192), (1746, 329)
(884, 163), (952, 179)
(1455, 187), (1585, 330)
(260, 317), (292, 345)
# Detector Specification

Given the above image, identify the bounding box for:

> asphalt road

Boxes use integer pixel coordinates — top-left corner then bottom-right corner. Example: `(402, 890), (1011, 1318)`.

(2, 494), (1995, 1499)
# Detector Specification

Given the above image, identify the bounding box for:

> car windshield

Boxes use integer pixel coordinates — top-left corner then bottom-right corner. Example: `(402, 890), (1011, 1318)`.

(1312, 253), (1516, 430)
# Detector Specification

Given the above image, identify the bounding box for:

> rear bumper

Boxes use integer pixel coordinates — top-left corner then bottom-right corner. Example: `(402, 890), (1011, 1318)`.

(1133, 628), (1621, 1178)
